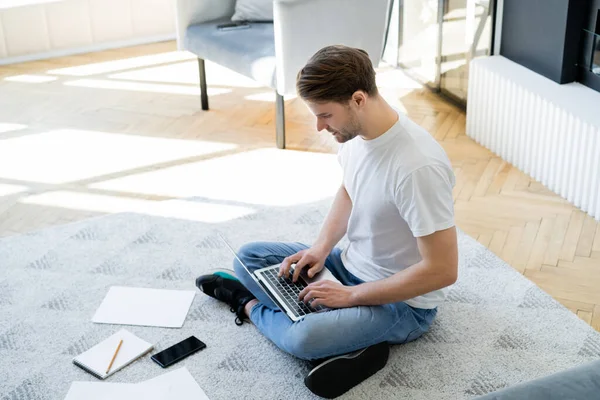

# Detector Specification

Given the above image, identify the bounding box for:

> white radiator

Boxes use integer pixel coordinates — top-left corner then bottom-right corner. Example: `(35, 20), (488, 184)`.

(467, 56), (600, 220)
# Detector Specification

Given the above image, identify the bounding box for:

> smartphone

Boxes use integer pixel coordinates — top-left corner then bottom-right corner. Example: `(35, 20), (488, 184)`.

(217, 21), (250, 31)
(151, 336), (206, 368)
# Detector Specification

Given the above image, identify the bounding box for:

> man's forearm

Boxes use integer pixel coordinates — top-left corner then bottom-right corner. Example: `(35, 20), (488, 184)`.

(314, 185), (352, 253)
(351, 260), (457, 306)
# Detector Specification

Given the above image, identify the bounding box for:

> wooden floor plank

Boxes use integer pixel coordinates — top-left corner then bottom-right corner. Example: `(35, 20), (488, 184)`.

(559, 210), (586, 262)
(485, 161), (511, 196)
(445, 113), (466, 139)
(526, 217), (555, 271)
(477, 233), (494, 248)
(543, 213), (571, 266)
(593, 223), (600, 253)
(576, 214), (598, 257)
(501, 226), (525, 266)
(593, 305), (600, 332)
(538, 265), (600, 286)
(577, 310), (593, 325)
(512, 220), (541, 273)
(433, 110), (457, 141)
(555, 298), (595, 313)
(489, 230), (508, 256)
(501, 167), (522, 193)
(473, 158), (503, 197)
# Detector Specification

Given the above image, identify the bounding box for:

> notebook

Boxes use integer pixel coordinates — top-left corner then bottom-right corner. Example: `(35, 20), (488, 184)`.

(73, 329), (153, 380)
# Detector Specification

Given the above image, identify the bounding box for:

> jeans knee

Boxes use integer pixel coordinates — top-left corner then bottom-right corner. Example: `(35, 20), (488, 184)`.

(233, 242), (262, 278)
(282, 325), (325, 361)
(237, 242), (260, 262)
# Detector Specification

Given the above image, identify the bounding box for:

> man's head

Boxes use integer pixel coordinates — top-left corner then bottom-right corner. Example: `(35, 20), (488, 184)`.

(296, 45), (378, 143)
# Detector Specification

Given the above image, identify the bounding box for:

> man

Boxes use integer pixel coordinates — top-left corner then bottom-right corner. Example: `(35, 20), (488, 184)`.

(195, 45), (458, 396)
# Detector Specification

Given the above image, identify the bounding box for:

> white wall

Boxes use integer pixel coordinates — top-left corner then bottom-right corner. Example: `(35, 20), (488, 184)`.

(0, 0), (176, 65)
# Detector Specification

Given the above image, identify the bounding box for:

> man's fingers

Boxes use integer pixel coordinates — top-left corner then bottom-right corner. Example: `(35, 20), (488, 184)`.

(292, 256), (310, 282)
(307, 263), (323, 278)
(298, 283), (316, 300)
(300, 290), (323, 303)
(310, 298), (323, 308)
(298, 290), (314, 302)
(279, 253), (302, 277)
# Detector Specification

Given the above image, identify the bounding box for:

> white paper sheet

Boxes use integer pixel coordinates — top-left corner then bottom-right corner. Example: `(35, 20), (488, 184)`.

(64, 368), (210, 400)
(92, 286), (196, 328)
(141, 367), (210, 399)
(64, 382), (158, 400)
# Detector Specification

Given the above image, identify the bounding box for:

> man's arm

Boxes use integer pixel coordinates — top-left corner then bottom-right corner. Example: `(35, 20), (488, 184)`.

(312, 184), (352, 253)
(351, 226), (458, 306)
(299, 226), (458, 308)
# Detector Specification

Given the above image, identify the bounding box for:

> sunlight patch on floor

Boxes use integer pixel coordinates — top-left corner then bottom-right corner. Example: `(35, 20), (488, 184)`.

(4, 74), (57, 83)
(21, 191), (256, 223)
(0, 183), (28, 196)
(109, 59), (263, 88)
(90, 148), (342, 207)
(0, 129), (237, 184)
(47, 51), (195, 77)
(63, 78), (232, 96)
(244, 92), (277, 102)
(0, 123), (27, 134)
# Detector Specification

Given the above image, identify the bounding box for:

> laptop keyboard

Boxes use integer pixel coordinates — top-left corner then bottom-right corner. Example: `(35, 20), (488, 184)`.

(262, 268), (325, 318)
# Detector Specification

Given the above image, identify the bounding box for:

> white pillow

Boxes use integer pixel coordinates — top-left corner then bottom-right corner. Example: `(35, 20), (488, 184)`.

(231, 0), (273, 22)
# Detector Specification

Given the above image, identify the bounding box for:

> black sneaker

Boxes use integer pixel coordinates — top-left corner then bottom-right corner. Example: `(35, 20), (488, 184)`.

(304, 342), (390, 399)
(195, 270), (256, 326)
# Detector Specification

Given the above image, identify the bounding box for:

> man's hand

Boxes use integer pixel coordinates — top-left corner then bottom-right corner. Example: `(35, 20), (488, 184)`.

(298, 281), (356, 309)
(278, 245), (329, 282)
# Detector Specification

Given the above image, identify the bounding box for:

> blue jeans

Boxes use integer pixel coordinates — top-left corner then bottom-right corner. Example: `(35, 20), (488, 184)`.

(233, 241), (437, 361)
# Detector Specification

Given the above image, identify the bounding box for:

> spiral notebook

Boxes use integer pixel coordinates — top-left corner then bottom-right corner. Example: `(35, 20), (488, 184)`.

(73, 329), (153, 380)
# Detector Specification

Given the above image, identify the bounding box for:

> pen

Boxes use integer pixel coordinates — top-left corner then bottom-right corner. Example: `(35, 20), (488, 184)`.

(106, 339), (123, 374)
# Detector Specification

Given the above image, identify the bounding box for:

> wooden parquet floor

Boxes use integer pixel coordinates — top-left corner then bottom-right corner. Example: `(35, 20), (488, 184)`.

(1, 41), (599, 332)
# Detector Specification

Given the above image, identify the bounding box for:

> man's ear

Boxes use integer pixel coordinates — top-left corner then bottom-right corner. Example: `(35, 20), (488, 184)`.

(351, 91), (367, 109)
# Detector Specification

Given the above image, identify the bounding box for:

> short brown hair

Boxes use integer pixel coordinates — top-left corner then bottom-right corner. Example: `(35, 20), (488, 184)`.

(296, 45), (378, 103)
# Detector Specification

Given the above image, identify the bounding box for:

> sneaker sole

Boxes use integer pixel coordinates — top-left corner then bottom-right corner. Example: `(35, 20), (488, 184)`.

(304, 342), (389, 399)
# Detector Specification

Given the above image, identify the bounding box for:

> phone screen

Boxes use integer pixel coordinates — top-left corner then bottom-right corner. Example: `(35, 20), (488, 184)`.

(151, 336), (206, 368)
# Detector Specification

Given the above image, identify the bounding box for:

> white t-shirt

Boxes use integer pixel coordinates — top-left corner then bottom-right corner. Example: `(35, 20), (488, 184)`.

(338, 109), (456, 309)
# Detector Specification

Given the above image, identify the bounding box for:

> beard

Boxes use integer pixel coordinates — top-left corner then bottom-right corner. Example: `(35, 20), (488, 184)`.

(329, 113), (362, 143)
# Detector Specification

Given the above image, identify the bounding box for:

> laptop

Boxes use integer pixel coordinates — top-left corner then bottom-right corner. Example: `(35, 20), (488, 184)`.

(217, 233), (342, 322)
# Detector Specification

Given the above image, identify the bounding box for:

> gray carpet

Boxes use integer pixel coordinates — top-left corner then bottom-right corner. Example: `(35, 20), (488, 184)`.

(1, 198), (600, 400)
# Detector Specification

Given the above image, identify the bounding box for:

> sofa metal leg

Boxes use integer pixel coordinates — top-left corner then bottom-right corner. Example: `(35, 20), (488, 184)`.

(198, 58), (209, 111)
(276, 92), (285, 149)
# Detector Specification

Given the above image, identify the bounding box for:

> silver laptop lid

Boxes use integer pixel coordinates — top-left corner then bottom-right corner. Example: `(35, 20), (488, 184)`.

(216, 232), (260, 284)
(216, 232), (303, 319)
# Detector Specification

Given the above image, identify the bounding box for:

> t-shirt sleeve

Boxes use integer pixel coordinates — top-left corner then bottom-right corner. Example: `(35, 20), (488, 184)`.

(395, 164), (455, 237)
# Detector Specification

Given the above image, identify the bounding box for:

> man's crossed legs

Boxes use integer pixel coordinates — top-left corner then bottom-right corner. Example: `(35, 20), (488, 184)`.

(196, 241), (437, 397)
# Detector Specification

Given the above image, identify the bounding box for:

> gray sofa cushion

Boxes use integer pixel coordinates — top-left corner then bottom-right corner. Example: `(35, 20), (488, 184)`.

(232, 0), (273, 22)
(475, 359), (600, 400)
(185, 19), (276, 89)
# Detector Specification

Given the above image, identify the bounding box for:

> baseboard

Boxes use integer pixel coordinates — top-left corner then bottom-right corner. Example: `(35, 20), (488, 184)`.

(0, 33), (176, 66)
